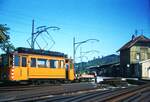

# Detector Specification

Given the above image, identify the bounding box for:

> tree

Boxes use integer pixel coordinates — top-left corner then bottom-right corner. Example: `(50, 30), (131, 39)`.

(0, 24), (10, 41)
(0, 24), (14, 52)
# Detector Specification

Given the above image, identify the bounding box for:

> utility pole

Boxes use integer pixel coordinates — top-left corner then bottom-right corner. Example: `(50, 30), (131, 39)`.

(80, 47), (83, 72)
(73, 37), (75, 63)
(31, 19), (34, 49)
(73, 37), (99, 73)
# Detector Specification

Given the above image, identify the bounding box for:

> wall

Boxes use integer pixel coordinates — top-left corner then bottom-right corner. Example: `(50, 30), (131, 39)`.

(130, 45), (150, 64)
(141, 60), (150, 78)
(120, 49), (130, 77)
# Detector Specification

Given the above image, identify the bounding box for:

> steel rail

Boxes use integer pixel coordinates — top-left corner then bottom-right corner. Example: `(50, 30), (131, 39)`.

(0, 83), (97, 102)
(91, 83), (150, 102)
(0, 84), (58, 92)
(1, 83), (149, 102)
(33, 89), (112, 102)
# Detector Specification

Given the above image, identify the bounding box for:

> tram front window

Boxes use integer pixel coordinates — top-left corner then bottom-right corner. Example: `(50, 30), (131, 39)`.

(14, 55), (20, 66)
(22, 57), (27, 67)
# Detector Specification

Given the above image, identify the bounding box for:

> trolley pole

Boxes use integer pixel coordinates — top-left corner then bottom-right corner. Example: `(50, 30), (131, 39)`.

(29, 20), (60, 50)
(73, 37), (75, 63)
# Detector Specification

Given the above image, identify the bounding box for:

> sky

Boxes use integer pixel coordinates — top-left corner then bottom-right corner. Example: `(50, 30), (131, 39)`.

(0, 0), (150, 62)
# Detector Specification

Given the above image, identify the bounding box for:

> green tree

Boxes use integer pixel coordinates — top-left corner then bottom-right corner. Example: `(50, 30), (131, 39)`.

(0, 24), (10, 41)
(0, 24), (14, 52)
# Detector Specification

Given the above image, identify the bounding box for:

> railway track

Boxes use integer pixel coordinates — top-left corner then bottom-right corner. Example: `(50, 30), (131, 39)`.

(97, 83), (150, 102)
(0, 82), (149, 102)
(0, 82), (97, 102)
(35, 83), (150, 102)
(0, 84), (59, 92)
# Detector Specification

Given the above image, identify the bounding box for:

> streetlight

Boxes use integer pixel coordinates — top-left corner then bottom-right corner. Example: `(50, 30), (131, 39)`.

(73, 37), (99, 64)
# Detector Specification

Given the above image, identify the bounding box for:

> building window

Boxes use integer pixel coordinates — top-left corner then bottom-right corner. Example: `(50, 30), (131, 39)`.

(148, 53), (150, 59)
(140, 47), (148, 61)
(22, 57), (27, 67)
(31, 58), (36, 67)
(14, 55), (20, 66)
(50, 60), (59, 68)
(37, 59), (47, 68)
(136, 53), (140, 61)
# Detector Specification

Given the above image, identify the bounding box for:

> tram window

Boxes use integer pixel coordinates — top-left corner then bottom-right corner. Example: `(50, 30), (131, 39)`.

(22, 57), (27, 67)
(60, 60), (64, 68)
(14, 55), (20, 66)
(31, 58), (36, 67)
(37, 59), (47, 68)
(50, 60), (59, 68)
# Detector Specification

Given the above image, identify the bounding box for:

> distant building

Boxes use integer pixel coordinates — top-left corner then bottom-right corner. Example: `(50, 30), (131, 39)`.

(118, 35), (150, 78)
(75, 54), (119, 73)
(85, 54), (120, 77)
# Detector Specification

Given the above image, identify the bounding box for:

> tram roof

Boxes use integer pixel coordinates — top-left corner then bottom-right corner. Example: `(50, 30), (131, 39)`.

(15, 47), (67, 57)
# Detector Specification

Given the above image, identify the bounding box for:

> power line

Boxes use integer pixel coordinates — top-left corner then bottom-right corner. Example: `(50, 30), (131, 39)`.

(0, 13), (31, 26)
(0, 8), (34, 19)
(0, 9), (51, 24)
(10, 29), (29, 34)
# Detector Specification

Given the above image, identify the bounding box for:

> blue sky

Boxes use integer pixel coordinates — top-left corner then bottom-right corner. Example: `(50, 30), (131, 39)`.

(0, 0), (150, 62)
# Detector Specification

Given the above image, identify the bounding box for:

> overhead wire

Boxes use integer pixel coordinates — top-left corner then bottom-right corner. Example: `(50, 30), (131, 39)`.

(0, 8), (61, 50)
(0, 8), (51, 25)
(0, 11), (31, 25)
(0, 9), (34, 34)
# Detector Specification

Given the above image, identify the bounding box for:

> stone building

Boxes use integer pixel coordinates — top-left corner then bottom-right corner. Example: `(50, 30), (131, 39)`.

(118, 35), (150, 78)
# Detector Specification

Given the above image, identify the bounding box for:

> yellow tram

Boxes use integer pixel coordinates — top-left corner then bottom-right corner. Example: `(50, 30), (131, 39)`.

(0, 47), (75, 82)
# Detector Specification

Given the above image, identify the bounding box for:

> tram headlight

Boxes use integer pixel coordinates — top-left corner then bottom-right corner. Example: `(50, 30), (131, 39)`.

(11, 69), (14, 72)
(11, 73), (14, 75)
(11, 76), (14, 79)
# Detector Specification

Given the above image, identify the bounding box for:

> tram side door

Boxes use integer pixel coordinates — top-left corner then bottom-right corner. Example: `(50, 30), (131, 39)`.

(66, 64), (69, 80)
(20, 56), (28, 80)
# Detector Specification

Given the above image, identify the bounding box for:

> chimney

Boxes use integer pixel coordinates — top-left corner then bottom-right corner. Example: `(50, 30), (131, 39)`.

(132, 29), (138, 40)
(135, 29), (138, 37)
(132, 34), (135, 40)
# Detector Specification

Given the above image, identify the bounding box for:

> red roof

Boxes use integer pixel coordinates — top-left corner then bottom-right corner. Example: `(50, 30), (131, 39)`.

(118, 35), (150, 51)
